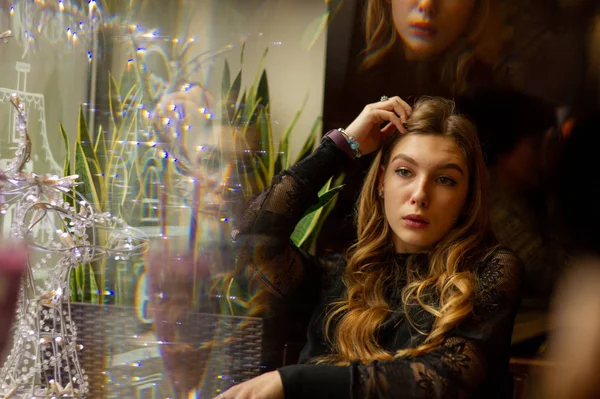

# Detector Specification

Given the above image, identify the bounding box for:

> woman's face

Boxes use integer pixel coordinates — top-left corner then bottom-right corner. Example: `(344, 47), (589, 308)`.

(379, 134), (470, 253)
(391, 0), (478, 60)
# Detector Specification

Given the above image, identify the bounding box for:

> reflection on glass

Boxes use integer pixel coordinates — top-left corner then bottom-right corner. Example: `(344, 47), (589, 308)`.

(0, 0), (328, 397)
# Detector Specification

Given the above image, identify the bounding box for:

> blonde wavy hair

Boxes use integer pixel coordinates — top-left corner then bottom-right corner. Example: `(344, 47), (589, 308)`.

(363, 0), (510, 93)
(316, 96), (496, 365)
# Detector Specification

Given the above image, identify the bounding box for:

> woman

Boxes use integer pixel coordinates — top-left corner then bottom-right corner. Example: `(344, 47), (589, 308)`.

(217, 96), (522, 398)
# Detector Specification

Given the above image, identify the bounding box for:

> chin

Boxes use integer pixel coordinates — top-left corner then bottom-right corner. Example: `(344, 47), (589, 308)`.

(397, 234), (436, 251)
(403, 44), (440, 61)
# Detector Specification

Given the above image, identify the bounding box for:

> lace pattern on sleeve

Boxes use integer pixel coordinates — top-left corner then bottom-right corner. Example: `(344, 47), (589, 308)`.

(232, 138), (349, 299)
(232, 171), (319, 299)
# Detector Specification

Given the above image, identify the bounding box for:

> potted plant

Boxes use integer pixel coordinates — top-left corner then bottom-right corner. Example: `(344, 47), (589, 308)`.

(61, 43), (343, 396)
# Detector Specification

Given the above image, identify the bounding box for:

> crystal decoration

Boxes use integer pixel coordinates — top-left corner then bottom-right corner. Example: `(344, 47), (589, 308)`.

(0, 95), (147, 398)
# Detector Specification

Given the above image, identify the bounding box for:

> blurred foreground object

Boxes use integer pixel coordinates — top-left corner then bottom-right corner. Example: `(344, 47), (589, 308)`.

(147, 243), (211, 398)
(536, 256), (600, 399)
(0, 244), (27, 354)
(146, 240), (264, 398)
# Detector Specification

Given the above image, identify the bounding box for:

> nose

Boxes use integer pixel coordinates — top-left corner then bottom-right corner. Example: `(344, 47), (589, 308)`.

(410, 179), (429, 208)
(417, 0), (435, 17)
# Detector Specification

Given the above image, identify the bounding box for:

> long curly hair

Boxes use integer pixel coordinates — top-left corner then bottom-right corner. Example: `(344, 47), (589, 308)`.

(316, 97), (496, 365)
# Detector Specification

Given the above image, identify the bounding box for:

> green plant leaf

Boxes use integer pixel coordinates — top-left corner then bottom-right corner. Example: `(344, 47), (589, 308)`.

(249, 150), (267, 193)
(221, 60), (243, 124)
(77, 107), (103, 206)
(257, 108), (274, 184)
(231, 134), (258, 201)
(89, 263), (100, 304)
(221, 60), (231, 103)
(111, 100), (138, 158)
(77, 106), (95, 160)
(107, 109), (138, 216)
(106, 104), (138, 215)
(70, 265), (79, 302)
(253, 47), (269, 90)
(244, 86), (257, 127)
(109, 73), (122, 129)
(232, 89), (247, 124)
(74, 141), (101, 210)
(256, 70), (269, 108)
(275, 95), (308, 174)
(60, 124), (71, 177)
(275, 139), (289, 177)
(294, 116), (321, 165)
(304, 184), (345, 216)
(226, 70), (242, 122)
(119, 63), (138, 100)
(225, 277), (251, 315)
(290, 178), (344, 248)
(75, 264), (85, 302)
(304, 173), (345, 253)
(59, 124), (76, 209)
(210, 275), (250, 316)
(115, 162), (130, 210)
(243, 54), (268, 129)
(120, 83), (139, 120)
(94, 124), (108, 181)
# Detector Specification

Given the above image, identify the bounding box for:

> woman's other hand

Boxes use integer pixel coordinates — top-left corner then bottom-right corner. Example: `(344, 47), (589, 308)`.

(212, 371), (284, 399)
(344, 96), (412, 155)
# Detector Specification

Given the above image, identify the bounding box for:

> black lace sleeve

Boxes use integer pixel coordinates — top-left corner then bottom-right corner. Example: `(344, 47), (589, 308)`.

(278, 248), (524, 399)
(232, 137), (351, 299)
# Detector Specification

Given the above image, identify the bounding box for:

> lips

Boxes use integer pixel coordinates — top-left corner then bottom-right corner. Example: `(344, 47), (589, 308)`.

(403, 214), (430, 229)
(409, 21), (437, 37)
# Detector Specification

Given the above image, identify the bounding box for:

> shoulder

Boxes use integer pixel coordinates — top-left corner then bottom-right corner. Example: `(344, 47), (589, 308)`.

(472, 247), (524, 316)
(475, 247), (524, 294)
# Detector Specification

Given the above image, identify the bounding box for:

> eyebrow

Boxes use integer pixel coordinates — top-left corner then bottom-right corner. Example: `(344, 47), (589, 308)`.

(390, 154), (465, 176)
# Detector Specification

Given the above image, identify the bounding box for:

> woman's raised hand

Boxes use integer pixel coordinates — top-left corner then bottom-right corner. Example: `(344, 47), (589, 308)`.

(344, 96), (412, 155)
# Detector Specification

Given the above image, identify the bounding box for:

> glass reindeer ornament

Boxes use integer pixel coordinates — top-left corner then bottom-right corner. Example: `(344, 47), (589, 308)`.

(0, 94), (147, 398)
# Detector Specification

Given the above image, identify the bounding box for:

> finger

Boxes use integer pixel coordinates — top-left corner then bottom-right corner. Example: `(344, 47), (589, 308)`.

(393, 102), (409, 123)
(399, 97), (412, 116)
(372, 110), (405, 134)
(374, 97), (410, 123)
(391, 96), (412, 122)
(212, 386), (236, 399)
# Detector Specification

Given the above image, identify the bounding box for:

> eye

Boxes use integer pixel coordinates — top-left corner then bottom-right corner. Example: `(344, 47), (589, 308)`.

(437, 176), (457, 186)
(395, 168), (413, 178)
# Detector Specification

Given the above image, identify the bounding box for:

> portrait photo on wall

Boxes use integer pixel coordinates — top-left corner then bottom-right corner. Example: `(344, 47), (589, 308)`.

(317, 0), (600, 354)
(324, 0), (597, 130)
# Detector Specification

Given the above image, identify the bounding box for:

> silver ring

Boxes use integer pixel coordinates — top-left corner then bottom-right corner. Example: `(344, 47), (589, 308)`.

(380, 95), (389, 102)
(219, 394), (225, 399)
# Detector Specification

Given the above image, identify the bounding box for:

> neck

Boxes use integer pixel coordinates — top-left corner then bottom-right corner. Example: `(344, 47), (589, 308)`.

(393, 238), (430, 254)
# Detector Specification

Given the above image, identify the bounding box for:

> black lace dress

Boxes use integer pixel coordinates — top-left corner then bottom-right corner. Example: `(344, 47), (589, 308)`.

(232, 138), (523, 399)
